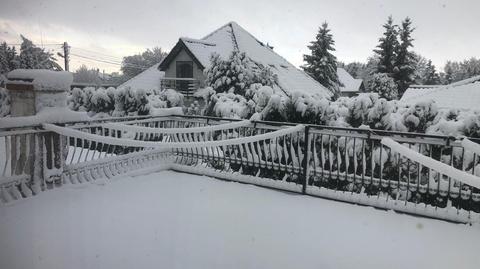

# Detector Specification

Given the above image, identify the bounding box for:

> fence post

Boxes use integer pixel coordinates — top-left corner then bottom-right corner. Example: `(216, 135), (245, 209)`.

(302, 125), (310, 194)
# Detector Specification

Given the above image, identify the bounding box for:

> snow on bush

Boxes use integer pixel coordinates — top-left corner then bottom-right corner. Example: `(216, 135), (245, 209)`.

(147, 88), (184, 116)
(368, 73), (398, 100)
(67, 86), (184, 118)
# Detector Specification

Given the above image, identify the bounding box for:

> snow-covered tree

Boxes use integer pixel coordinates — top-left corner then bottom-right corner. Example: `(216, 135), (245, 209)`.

(368, 73), (398, 100)
(0, 42), (18, 74)
(338, 61), (366, 79)
(204, 51), (276, 98)
(441, 58), (480, 84)
(74, 65), (103, 84)
(302, 22), (342, 98)
(18, 35), (62, 70)
(374, 16), (399, 75)
(121, 47), (167, 80)
(393, 17), (415, 95)
(205, 51), (252, 95)
(423, 60), (440, 85)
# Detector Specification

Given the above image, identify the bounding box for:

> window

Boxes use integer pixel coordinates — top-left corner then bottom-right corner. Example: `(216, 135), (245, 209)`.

(176, 61), (193, 78)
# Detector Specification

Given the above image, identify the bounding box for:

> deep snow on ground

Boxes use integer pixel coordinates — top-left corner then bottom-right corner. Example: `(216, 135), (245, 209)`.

(1, 171), (479, 269)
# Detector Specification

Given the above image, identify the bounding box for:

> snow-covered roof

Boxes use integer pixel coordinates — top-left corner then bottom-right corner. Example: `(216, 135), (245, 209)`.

(119, 63), (164, 91)
(400, 75), (480, 111)
(161, 21), (332, 98)
(337, 67), (363, 93)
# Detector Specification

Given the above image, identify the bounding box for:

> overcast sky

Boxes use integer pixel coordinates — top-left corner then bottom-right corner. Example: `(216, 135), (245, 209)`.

(0, 0), (479, 73)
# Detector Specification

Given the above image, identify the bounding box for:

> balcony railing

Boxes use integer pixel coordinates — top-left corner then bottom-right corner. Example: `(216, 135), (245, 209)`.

(160, 77), (200, 96)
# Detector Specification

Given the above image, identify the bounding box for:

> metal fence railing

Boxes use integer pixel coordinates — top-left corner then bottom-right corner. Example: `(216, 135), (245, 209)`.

(1, 115), (479, 223)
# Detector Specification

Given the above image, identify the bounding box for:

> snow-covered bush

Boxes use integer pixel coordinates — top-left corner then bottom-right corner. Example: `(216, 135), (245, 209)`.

(112, 87), (149, 116)
(211, 92), (252, 119)
(67, 87), (88, 111)
(0, 87), (10, 117)
(90, 87), (114, 113)
(147, 88), (184, 115)
(67, 86), (184, 117)
(348, 93), (378, 127)
(402, 100), (438, 133)
(367, 97), (392, 130)
(368, 73), (398, 100)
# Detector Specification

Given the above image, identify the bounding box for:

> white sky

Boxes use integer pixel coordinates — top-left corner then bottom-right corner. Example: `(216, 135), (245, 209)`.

(0, 0), (479, 73)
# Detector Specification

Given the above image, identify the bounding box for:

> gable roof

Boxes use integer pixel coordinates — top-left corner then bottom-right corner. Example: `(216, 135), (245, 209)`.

(400, 75), (480, 111)
(337, 67), (363, 93)
(160, 21), (332, 98)
(119, 63), (164, 91)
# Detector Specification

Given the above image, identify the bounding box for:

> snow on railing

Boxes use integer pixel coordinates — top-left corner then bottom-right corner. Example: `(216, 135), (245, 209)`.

(2, 115), (480, 223)
(382, 138), (480, 189)
(462, 138), (480, 156)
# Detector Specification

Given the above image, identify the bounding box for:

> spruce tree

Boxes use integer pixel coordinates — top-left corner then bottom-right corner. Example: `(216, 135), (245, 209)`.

(393, 17), (415, 95)
(423, 60), (440, 85)
(302, 22), (342, 98)
(374, 16), (399, 75)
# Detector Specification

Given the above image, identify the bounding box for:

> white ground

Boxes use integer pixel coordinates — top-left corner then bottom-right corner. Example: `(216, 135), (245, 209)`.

(1, 170), (479, 269)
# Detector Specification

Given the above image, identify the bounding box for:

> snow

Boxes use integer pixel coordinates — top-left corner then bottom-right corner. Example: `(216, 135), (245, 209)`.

(337, 67), (363, 93)
(382, 137), (480, 189)
(462, 138), (480, 155)
(401, 76), (480, 111)
(1, 170), (479, 269)
(7, 69), (73, 92)
(119, 63), (164, 91)
(0, 107), (90, 129)
(105, 119), (250, 134)
(182, 22), (332, 98)
(42, 123), (304, 149)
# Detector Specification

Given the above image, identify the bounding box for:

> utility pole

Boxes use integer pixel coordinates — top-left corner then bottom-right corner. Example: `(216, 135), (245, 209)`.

(62, 42), (70, 71)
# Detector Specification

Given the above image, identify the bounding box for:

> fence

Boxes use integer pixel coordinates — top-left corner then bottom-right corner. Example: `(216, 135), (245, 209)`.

(1, 115), (480, 223)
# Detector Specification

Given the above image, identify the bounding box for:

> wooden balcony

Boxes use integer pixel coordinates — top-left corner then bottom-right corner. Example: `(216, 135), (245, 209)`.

(160, 77), (201, 96)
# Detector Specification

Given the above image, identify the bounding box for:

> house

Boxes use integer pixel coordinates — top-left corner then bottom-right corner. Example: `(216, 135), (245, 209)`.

(119, 62), (164, 92)
(157, 21), (333, 99)
(400, 75), (480, 110)
(337, 67), (364, 97)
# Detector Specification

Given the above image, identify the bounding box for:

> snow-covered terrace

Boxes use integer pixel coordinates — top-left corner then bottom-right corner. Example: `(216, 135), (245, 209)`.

(1, 170), (479, 269)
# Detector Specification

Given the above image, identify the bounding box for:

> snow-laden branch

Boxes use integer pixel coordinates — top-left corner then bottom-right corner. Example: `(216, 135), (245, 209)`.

(461, 138), (480, 156)
(381, 138), (480, 189)
(43, 123), (304, 149)
(103, 120), (252, 135)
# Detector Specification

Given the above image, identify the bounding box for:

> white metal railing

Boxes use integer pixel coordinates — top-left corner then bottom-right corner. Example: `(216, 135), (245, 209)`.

(1, 115), (480, 224)
(160, 77), (200, 96)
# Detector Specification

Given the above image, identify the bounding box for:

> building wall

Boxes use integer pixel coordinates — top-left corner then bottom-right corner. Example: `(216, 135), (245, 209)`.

(163, 49), (206, 87)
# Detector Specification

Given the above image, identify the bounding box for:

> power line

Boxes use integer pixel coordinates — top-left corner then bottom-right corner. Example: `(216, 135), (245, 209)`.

(70, 53), (151, 70)
(70, 46), (124, 61)
(4, 43), (63, 46)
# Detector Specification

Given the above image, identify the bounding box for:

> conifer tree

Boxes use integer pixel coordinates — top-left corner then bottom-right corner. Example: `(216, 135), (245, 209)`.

(302, 22), (342, 98)
(374, 16), (399, 75)
(393, 17), (415, 95)
(423, 60), (440, 85)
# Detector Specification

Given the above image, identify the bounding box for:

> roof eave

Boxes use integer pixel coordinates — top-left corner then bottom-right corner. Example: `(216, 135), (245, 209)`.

(158, 39), (205, 71)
